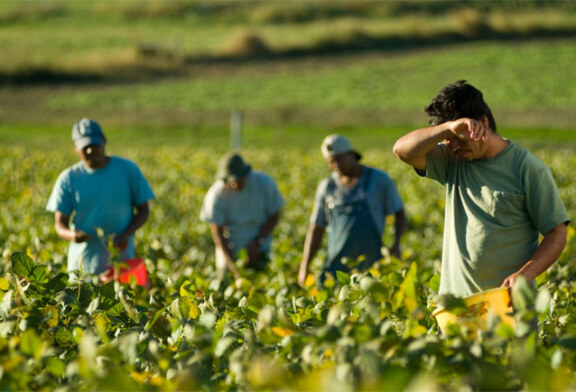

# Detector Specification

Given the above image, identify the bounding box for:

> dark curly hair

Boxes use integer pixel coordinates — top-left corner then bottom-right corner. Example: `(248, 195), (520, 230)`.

(425, 80), (497, 133)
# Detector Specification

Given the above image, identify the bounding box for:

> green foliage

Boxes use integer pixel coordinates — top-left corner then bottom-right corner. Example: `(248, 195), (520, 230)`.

(0, 141), (575, 390)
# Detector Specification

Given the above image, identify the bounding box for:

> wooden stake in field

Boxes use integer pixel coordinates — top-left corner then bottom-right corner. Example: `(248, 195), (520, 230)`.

(231, 110), (243, 150)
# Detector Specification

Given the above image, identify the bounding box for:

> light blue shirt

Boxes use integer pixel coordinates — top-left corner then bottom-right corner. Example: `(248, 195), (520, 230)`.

(46, 156), (155, 274)
(200, 171), (284, 269)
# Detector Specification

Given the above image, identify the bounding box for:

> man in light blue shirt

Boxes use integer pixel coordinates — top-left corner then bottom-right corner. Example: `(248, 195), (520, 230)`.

(200, 153), (284, 279)
(46, 118), (155, 276)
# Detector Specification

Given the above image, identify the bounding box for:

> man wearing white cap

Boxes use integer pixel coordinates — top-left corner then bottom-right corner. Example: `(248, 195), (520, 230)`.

(200, 152), (284, 280)
(299, 134), (406, 287)
(46, 118), (155, 277)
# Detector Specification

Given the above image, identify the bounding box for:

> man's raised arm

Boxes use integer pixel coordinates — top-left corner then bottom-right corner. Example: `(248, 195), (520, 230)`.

(393, 119), (487, 170)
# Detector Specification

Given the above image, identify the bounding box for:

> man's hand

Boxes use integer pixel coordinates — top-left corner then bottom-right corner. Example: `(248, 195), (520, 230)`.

(502, 223), (568, 288)
(449, 118), (488, 142)
(113, 232), (130, 250)
(501, 271), (527, 288)
(298, 262), (309, 288)
(73, 230), (91, 243)
(245, 240), (261, 268)
(389, 243), (401, 259)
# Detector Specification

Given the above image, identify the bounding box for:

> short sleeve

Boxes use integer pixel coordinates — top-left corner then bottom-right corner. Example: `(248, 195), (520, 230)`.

(425, 143), (452, 184)
(375, 172), (404, 216)
(128, 162), (155, 206)
(524, 161), (570, 235)
(264, 176), (284, 215)
(46, 170), (74, 216)
(310, 179), (329, 227)
(199, 183), (227, 225)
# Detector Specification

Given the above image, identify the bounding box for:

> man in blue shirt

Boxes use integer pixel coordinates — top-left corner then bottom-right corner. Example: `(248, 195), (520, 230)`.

(299, 134), (406, 287)
(46, 118), (155, 276)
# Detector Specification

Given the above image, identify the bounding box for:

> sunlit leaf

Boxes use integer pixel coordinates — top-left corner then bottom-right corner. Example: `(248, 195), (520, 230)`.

(30, 265), (49, 285)
(551, 349), (563, 369)
(304, 274), (315, 288)
(214, 336), (236, 357)
(512, 276), (536, 312)
(0, 277), (9, 291)
(54, 326), (76, 349)
(335, 271), (350, 285)
(179, 280), (193, 297)
(41, 305), (59, 328)
(187, 301), (200, 319)
(393, 262), (418, 313)
(11, 252), (35, 278)
(0, 321), (15, 338)
(271, 326), (294, 337)
(535, 288), (552, 314)
(20, 329), (44, 359)
(0, 290), (12, 319)
(46, 357), (66, 377)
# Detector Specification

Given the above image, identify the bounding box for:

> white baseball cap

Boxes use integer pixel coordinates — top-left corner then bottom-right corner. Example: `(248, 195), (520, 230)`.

(321, 134), (361, 159)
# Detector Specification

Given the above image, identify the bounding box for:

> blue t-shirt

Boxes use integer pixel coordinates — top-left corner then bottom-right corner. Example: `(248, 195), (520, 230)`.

(311, 166), (404, 235)
(46, 156), (155, 274)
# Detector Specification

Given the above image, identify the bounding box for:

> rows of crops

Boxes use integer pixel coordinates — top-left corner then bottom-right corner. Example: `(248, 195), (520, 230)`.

(1, 142), (575, 390)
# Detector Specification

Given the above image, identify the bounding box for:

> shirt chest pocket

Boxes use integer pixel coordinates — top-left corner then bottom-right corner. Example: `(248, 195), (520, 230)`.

(491, 191), (527, 224)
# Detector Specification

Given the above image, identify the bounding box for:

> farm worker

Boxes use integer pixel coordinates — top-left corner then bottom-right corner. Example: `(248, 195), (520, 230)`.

(298, 134), (406, 288)
(393, 80), (570, 298)
(46, 118), (155, 277)
(200, 152), (284, 280)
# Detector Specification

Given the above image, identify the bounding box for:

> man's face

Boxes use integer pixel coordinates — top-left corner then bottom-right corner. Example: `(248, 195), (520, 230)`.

(225, 176), (247, 191)
(444, 136), (487, 161)
(76, 143), (107, 168)
(327, 152), (357, 175)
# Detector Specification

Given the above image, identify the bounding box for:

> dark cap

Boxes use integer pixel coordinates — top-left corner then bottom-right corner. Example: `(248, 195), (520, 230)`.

(72, 118), (104, 150)
(217, 152), (252, 182)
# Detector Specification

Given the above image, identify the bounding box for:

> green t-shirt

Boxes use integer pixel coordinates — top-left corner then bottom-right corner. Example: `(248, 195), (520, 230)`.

(424, 140), (569, 297)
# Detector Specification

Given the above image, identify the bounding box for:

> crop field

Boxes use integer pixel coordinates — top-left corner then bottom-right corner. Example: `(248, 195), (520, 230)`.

(1, 137), (576, 391)
(2, 1), (576, 390)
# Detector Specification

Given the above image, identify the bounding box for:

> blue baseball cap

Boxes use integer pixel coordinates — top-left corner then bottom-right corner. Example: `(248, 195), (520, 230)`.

(72, 118), (104, 150)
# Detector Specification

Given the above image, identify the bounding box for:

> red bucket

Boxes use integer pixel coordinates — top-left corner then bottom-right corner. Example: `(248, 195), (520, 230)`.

(101, 258), (149, 288)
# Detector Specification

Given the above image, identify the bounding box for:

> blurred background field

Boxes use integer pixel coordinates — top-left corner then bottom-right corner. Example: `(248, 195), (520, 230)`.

(1, 0), (576, 142)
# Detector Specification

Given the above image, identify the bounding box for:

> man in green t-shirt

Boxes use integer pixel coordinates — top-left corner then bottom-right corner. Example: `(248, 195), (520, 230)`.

(393, 80), (570, 297)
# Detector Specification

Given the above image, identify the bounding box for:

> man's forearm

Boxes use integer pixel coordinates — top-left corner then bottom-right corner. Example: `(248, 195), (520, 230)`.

(393, 124), (452, 168)
(121, 203), (150, 237)
(210, 224), (240, 277)
(502, 223), (568, 288)
(55, 223), (77, 242)
(518, 223), (568, 281)
(393, 209), (407, 248)
(55, 211), (90, 242)
(298, 225), (325, 285)
(254, 211), (280, 243)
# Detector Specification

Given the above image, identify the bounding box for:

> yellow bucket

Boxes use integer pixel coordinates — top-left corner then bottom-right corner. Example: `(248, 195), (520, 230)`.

(433, 287), (515, 333)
